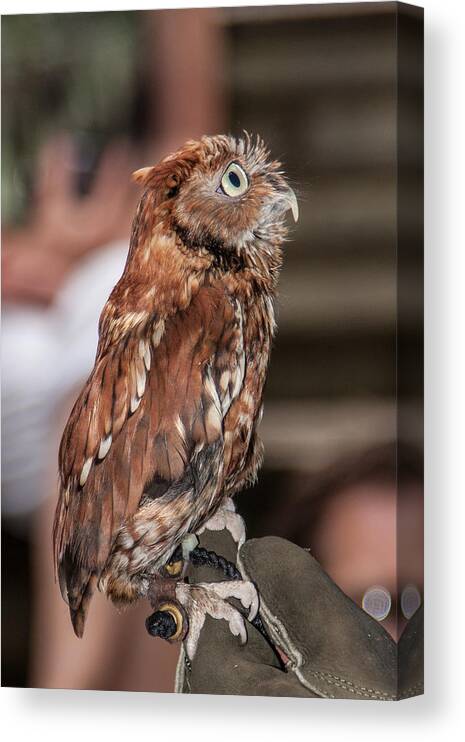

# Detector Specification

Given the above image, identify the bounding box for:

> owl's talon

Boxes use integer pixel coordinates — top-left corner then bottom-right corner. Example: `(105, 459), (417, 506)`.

(197, 498), (246, 547)
(175, 579), (259, 660)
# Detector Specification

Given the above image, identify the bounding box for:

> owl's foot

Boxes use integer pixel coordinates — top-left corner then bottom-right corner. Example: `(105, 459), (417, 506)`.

(145, 573), (258, 660)
(145, 581), (259, 660)
(197, 497), (246, 547)
(184, 548), (280, 662)
(175, 580), (259, 660)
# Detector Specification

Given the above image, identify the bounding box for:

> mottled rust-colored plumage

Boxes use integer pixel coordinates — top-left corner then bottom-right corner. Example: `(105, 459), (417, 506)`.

(53, 134), (296, 637)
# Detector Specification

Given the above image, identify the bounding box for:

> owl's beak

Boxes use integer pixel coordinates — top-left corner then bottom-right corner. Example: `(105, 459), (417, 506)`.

(285, 188), (299, 222)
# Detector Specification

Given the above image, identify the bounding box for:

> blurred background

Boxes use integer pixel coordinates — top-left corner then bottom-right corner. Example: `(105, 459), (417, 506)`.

(1, 3), (423, 691)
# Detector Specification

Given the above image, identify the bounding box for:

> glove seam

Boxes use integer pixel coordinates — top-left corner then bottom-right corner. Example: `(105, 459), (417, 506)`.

(238, 550), (411, 701)
(308, 669), (397, 700)
(308, 669), (394, 698)
(398, 682), (424, 699)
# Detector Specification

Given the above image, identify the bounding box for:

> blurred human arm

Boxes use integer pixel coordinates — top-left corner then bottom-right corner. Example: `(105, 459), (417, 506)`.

(2, 135), (136, 306)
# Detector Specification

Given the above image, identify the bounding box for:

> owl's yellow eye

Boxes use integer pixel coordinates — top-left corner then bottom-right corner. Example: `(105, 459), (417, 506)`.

(220, 162), (249, 197)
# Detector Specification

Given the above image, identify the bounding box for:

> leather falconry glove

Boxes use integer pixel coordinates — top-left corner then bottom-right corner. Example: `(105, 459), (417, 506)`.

(175, 528), (423, 700)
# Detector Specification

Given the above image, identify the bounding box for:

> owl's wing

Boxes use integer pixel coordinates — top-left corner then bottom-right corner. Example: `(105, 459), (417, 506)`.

(53, 284), (245, 634)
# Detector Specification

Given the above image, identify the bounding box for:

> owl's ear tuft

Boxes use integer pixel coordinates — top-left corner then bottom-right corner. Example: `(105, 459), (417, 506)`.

(132, 143), (201, 196)
(132, 166), (155, 186)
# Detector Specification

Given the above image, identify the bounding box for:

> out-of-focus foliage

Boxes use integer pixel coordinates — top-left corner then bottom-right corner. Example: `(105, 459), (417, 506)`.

(2, 12), (140, 224)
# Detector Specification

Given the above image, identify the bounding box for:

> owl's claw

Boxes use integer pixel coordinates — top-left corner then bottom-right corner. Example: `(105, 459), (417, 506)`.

(175, 579), (259, 660)
(197, 497), (246, 548)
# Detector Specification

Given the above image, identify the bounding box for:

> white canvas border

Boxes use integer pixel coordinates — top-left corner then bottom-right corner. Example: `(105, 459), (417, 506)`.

(1, 0), (464, 739)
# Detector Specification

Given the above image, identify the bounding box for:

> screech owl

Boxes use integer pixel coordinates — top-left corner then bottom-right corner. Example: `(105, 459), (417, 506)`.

(53, 133), (298, 658)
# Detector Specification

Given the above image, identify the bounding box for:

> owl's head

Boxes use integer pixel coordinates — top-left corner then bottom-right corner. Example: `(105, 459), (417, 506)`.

(133, 134), (297, 274)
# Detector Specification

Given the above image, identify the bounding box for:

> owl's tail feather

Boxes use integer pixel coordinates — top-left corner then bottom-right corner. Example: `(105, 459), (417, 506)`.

(56, 542), (100, 638)
(68, 571), (98, 639)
